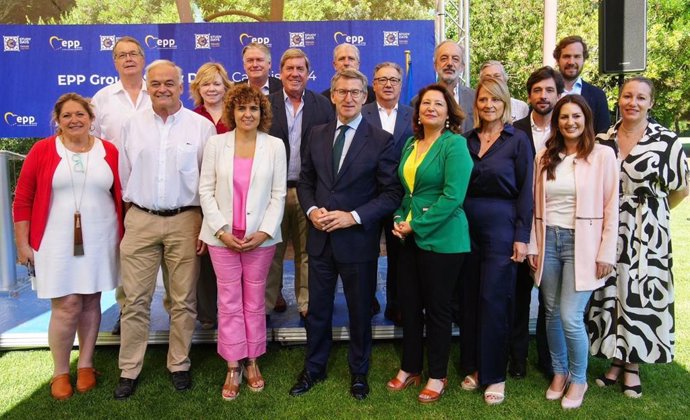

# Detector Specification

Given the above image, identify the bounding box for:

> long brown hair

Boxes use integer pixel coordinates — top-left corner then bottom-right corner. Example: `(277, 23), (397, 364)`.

(412, 83), (465, 139)
(540, 94), (595, 180)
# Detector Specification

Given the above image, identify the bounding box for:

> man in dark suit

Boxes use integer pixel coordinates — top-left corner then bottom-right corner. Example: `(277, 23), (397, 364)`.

(242, 42), (282, 95)
(510, 66), (564, 380)
(554, 35), (610, 134)
(362, 61), (413, 324)
(434, 40), (475, 133)
(321, 43), (376, 105)
(265, 48), (334, 320)
(290, 69), (402, 400)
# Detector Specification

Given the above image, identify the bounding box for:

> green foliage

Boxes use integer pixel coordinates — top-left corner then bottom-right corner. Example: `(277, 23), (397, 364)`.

(44, 0), (179, 24)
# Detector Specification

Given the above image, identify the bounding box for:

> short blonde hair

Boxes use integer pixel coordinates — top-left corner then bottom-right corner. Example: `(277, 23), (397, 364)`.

(189, 62), (232, 107)
(473, 77), (512, 129)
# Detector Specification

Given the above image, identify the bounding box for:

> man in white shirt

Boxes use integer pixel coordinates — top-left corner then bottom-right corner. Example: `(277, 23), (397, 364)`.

(114, 60), (216, 400)
(91, 36), (151, 335)
(479, 60), (530, 122)
(242, 42), (283, 95)
(510, 66), (564, 380)
(361, 62), (413, 323)
(430, 40), (475, 133)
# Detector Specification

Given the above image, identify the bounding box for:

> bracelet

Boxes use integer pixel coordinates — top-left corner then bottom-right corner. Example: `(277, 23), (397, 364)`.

(215, 230), (225, 239)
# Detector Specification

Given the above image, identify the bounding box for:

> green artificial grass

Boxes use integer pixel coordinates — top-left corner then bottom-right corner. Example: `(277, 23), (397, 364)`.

(2, 200), (690, 419)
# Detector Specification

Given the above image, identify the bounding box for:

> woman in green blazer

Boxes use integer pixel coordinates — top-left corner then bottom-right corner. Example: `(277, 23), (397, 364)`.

(386, 84), (473, 403)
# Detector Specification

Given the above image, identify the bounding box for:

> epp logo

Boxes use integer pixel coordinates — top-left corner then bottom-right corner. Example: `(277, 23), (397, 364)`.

(239, 33), (270, 46)
(3, 36), (19, 52)
(4, 112), (36, 127)
(49, 36), (82, 51)
(333, 32), (365, 46)
(144, 35), (177, 49)
(100, 35), (116, 51)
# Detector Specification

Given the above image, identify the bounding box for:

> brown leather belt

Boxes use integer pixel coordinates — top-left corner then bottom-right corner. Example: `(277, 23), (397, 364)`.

(132, 203), (199, 217)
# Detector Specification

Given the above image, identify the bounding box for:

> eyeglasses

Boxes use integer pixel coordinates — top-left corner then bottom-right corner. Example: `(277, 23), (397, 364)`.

(115, 51), (142, 60)
(333, 89), (365, 99)
(374, 77), (401, 86)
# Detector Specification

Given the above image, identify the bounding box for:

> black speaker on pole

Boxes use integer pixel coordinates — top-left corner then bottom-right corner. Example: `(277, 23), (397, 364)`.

(599, 0), (647, 74)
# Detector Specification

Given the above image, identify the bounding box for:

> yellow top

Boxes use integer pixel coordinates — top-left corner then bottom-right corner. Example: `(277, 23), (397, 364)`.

(402, 141), (430, 221)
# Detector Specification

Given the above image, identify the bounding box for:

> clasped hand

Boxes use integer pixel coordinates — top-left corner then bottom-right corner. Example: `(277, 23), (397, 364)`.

(220, 231), (269, 252)
(309, 208), (356, 232)
(392, 220), (412, 239)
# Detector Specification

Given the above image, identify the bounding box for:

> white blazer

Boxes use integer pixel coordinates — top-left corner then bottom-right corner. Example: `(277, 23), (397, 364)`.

(199, 130), (287, 247)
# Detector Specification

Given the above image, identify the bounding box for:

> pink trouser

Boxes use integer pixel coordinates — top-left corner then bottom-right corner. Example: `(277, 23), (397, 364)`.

(208, 243), (276, 362)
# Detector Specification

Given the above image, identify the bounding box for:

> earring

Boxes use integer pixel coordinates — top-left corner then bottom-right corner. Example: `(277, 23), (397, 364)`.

(418, 118), (421, 125)
(445, 119), (450, 128)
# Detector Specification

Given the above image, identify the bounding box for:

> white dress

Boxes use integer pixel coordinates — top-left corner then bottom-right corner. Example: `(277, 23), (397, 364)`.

(33, 137), (119, 298)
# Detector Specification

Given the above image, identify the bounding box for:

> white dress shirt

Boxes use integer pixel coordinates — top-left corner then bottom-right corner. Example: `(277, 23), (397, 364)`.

(119, 105), (216, 210)
(377, 102), (398, 135)
(510, 98), (530, 122)
(91, 80), (150, 150)
(530, 112), (552, 153)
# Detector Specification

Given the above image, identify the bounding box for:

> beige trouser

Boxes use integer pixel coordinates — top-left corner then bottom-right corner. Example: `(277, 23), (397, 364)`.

(118, 207), (201, 379)
(265, 187), (309, 313)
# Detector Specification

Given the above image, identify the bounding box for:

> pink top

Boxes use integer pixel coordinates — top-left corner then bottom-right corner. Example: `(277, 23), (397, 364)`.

(232, 156), (254, 235)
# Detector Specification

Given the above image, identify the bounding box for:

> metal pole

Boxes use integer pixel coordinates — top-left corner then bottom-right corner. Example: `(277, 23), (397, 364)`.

(0, 151), (17, 291)
(543, 0), (558, 67)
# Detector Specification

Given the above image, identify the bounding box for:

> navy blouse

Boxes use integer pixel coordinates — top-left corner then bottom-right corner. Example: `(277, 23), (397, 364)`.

(464, 124), (534, 243)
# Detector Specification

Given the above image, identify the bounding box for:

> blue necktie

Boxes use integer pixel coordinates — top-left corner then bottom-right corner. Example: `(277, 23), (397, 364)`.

(332, 125), (350, 177)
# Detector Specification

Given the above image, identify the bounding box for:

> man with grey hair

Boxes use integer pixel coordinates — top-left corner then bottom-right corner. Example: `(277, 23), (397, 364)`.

(479, 60), (529, 122)
(432, 40), (474, 133)
(362, 61), (413, 324)
(265, 48), (333, 320)
(321, 43), (376, 104)
(242, 42), (282, 95)
(290, 68), (402, 400)
(91, 35), (151, 335)
(114, 59), (216, 399)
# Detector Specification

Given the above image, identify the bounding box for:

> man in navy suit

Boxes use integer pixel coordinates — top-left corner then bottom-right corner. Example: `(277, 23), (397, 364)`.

(553, 35), (611, 134)
(242, 42), (283, 95)
(290, 69), (403, 400)
(362, 61), (413, 324)
(265, 48), (334, 320)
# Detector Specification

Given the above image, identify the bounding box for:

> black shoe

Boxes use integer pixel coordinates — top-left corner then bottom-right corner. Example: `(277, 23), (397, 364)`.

(384, 307), (402, 326)
(113, 377), (137, 400)
(111, 313), (121, 335)
(371, 297), (381, 316)
(350, 374), (369, 400)
(508, 360), (526, 379)
(289, 370), (323, 397)
(171, 370), (192, 391)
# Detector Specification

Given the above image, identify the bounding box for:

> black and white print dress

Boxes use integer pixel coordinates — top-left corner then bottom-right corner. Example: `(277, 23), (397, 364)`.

(588, 121), (689, 363)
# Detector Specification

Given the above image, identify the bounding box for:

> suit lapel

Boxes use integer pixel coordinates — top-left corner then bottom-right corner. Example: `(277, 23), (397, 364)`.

(393, 106), (411, 146)
(271, 95), (289, 140)
(414, 131), (446, 186)
(301, 91), (316, 138)
(335, 119), (368, 183)
(223, 131), (236, 198)
(321, 122), (337, 185)
(249, 132), (266, 186)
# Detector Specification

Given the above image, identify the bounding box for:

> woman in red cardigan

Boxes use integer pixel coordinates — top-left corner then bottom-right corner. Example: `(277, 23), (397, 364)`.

(13, 93), (123, 400)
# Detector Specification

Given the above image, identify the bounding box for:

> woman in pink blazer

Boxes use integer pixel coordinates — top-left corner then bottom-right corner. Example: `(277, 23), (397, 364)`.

(527, 95), (618, 409)
(199, 84), (286, 400)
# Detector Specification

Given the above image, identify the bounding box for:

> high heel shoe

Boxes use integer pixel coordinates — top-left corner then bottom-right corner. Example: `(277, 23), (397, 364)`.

(460, 374), (479, 391)
(546, 373), (570, 400)
(222, 366), (242, 401)
(418, 378), (447, 403)
(622, 368), (642, 398)
(386, 372), (421, 391)
(484, 382), (505, 406)
(561, 383), (588, 409)
(595, 361), (624, 387)
(243, 359), (265, 392)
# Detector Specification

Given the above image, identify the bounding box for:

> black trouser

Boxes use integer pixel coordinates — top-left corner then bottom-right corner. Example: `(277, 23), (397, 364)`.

(398, 236), (464, 379)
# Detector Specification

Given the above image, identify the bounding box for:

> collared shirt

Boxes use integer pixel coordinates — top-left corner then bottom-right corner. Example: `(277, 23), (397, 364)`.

(91, 80), (150, 150)
(334, 113), (363, 172)
(562, 76), (583, 96)
(283, 90), (305, 182)
(377, 102), (398, 135)
(119, 104), (216, 210)
(530, 112), (552, 153)
(511, 98), (530, 122)
(248, 78), (270, 96)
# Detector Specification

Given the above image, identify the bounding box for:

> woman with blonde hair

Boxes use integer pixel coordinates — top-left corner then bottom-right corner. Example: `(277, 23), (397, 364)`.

(191, 62), (233, 134)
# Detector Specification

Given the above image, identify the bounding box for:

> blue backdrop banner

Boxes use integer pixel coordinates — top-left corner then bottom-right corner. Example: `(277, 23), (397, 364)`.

(1, 21), (435, 138)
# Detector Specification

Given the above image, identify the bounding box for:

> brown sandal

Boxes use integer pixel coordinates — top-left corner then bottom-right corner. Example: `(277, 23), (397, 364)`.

(418, 378), (447, 404)
(50, 373), (73, 400)
(244, 359), (265, 392)
(222, 366), (242, 401)
(76, 367), (100, 393)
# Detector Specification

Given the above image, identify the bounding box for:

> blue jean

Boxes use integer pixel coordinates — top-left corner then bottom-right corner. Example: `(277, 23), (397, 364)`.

(539, 226), (592, 384)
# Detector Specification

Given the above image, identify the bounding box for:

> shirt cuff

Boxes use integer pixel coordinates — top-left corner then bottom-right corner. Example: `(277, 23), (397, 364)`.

(351, 211), (361, 224)
(306, 206), (318, 217)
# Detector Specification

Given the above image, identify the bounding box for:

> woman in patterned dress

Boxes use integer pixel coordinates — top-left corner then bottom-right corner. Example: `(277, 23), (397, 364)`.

(588, 77), (689, 398)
